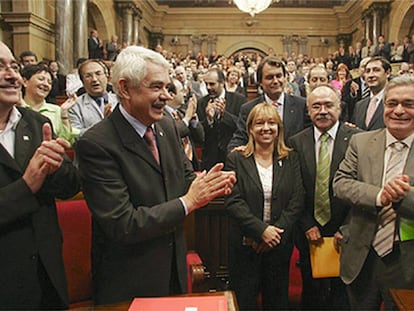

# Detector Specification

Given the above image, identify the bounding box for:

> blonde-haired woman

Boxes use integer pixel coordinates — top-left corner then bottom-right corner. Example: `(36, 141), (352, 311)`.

(225, 103), (305, 311)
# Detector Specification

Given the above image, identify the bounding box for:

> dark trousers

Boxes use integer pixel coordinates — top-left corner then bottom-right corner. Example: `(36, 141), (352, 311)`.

(347, 244), (413, 311)
(229, 242), (293, 311)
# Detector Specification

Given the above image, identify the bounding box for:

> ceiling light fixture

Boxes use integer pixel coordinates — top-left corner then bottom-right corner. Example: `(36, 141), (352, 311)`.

(233, 0), (276, 17)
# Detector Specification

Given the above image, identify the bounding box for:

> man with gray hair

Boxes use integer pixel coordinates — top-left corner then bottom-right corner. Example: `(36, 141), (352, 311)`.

(77, 46), (236, 305)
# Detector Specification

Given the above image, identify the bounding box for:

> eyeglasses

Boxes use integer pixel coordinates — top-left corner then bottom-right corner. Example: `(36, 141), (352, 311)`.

(385, 101), (414, 109)
(0, 63), (20, 74)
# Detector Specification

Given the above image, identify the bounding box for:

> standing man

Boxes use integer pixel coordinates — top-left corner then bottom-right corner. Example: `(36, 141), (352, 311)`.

(352, 57), (391, 131)
(342, 57), (371, 122)
(165, 78), (204, 171)
(88, 29), (103, 59)
(0, 41), (80, 309)
(374, 35), (391, 61)
(106, 35), (121, 61)
(333, 75), (414, 310)
(76, 46), (236, 305)
(289, 85), (361, 310)
(197, 68), (246, 170)
(68, 59), (117, 136)
(228, 56), (310, 151)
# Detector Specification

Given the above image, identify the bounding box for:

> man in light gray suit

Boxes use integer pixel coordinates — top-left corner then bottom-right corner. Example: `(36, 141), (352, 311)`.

(333, 75), (414, 310)
(68, 59), (118, 136)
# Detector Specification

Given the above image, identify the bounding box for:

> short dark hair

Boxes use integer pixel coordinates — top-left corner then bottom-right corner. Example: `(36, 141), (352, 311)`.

(78, 59), (108, 82)
(366, 56), (391, 73)
(21, 63), (52, 81)
(256, 56), (286, 83)
(19, 50), (38, 63)
(207, 67), (225, 83)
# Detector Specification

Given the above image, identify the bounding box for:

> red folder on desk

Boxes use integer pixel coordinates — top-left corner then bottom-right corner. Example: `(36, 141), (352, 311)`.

(128, 294), (228, 311)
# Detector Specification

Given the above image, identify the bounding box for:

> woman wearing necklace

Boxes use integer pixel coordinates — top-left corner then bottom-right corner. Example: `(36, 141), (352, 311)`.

(225, 66), (246, 98)
(225, 102), (305, 311)
(21, 64), (79, 146)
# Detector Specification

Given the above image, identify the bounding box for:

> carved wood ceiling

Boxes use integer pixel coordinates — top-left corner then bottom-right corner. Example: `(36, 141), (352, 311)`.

(155, 0), (348, 9)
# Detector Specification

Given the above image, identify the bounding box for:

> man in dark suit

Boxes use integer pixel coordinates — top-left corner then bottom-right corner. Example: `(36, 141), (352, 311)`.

(352, 56), (391, 131)
(342, 57), (371, 122)
(197, 68), (246, 170)
(165, 78), (204, 171)
(76, 46), (236, 305)
(0, 41), (80, 310)
(289, 85), (361, 310)
(333, 75), (414, 310)
(228, 56), (310, 151)
(373, 35), (391, 61)
(88, 29), (103, 59)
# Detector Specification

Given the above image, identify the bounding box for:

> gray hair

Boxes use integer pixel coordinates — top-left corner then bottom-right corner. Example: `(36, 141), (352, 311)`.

(384, 75), (414, 100)
(111, 46), (169, 99)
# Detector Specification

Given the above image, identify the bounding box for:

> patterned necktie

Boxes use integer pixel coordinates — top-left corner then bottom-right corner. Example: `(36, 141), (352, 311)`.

(172, 111), (193, 161)
(361, 86), (370, 99)
(372, 141), (406, 257)
(365, 96), (378, 127)
(314, 133), (331, 226)
(144, 127), (160, 165)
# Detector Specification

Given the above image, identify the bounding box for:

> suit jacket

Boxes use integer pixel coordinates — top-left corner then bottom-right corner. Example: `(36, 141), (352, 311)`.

(289, 123), (361, 237)
(197, 91), (246, 170)
(77, 106), (195, 305)
(227, 94), (310, 151)
(0, 107), (80, 309)
(342, 77), (364, 122)
(225, 150), (305, 246)
(333, 129), (414, 285)
(106, 42), (120, 61)
(164, 109), (204, 171)
(352, 96), (385, 131)
(68, 92), (118, 136)
(88, 37), (103, 59)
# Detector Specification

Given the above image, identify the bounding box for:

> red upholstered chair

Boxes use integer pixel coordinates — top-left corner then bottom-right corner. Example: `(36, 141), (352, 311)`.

(56, 199), (93, 308)
(56, 198), (207, 308)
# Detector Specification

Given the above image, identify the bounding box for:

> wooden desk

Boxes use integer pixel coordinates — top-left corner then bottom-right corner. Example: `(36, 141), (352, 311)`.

(71, 291), (238, 311)
(390, 289), (414, 311)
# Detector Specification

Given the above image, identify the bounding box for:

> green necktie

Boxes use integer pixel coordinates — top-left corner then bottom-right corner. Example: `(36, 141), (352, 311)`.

(400, 186), (414, 241)
(314, 133), (331, 226)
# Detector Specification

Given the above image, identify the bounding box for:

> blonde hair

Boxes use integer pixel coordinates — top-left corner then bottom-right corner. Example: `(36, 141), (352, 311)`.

(243, 102), (291, 159)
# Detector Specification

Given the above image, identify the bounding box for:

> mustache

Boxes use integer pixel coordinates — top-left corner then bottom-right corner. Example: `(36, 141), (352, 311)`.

(315, 114), (332, 120)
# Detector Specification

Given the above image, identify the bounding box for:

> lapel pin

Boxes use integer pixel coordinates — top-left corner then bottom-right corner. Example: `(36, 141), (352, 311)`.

(23, 135), (30, 141)
(278, 160), (282, 167)
(159, 131), (164, 137)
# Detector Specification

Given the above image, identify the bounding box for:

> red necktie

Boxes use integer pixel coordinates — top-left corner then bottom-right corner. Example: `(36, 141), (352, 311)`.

(144, 127), (160, 164)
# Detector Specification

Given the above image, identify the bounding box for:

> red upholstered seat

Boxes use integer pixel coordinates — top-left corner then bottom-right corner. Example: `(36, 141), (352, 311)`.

(56, 198), (206, 308)
(56, 199), (92, 307)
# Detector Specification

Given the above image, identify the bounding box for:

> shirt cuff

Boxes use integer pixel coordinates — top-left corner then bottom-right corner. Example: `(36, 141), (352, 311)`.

(179, 197), (189, 215)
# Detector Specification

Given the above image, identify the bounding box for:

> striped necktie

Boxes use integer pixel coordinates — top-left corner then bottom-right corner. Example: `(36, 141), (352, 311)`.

(361, 86), (370, 99)
(372, 141), (406, 257)
(314, 133), (331, 226)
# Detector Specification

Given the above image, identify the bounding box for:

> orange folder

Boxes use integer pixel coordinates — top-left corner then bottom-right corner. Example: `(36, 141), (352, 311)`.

(128, 294), (229, 311)
(309, 237), (340, 278)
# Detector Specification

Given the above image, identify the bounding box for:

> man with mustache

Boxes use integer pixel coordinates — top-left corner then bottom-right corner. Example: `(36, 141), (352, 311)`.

(352, 56), (391, 131)
(289, 85), (361, 310)
(0, 41), (80, 309)
(334, 75), (414, 310)
(76, 46), (236, 305)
